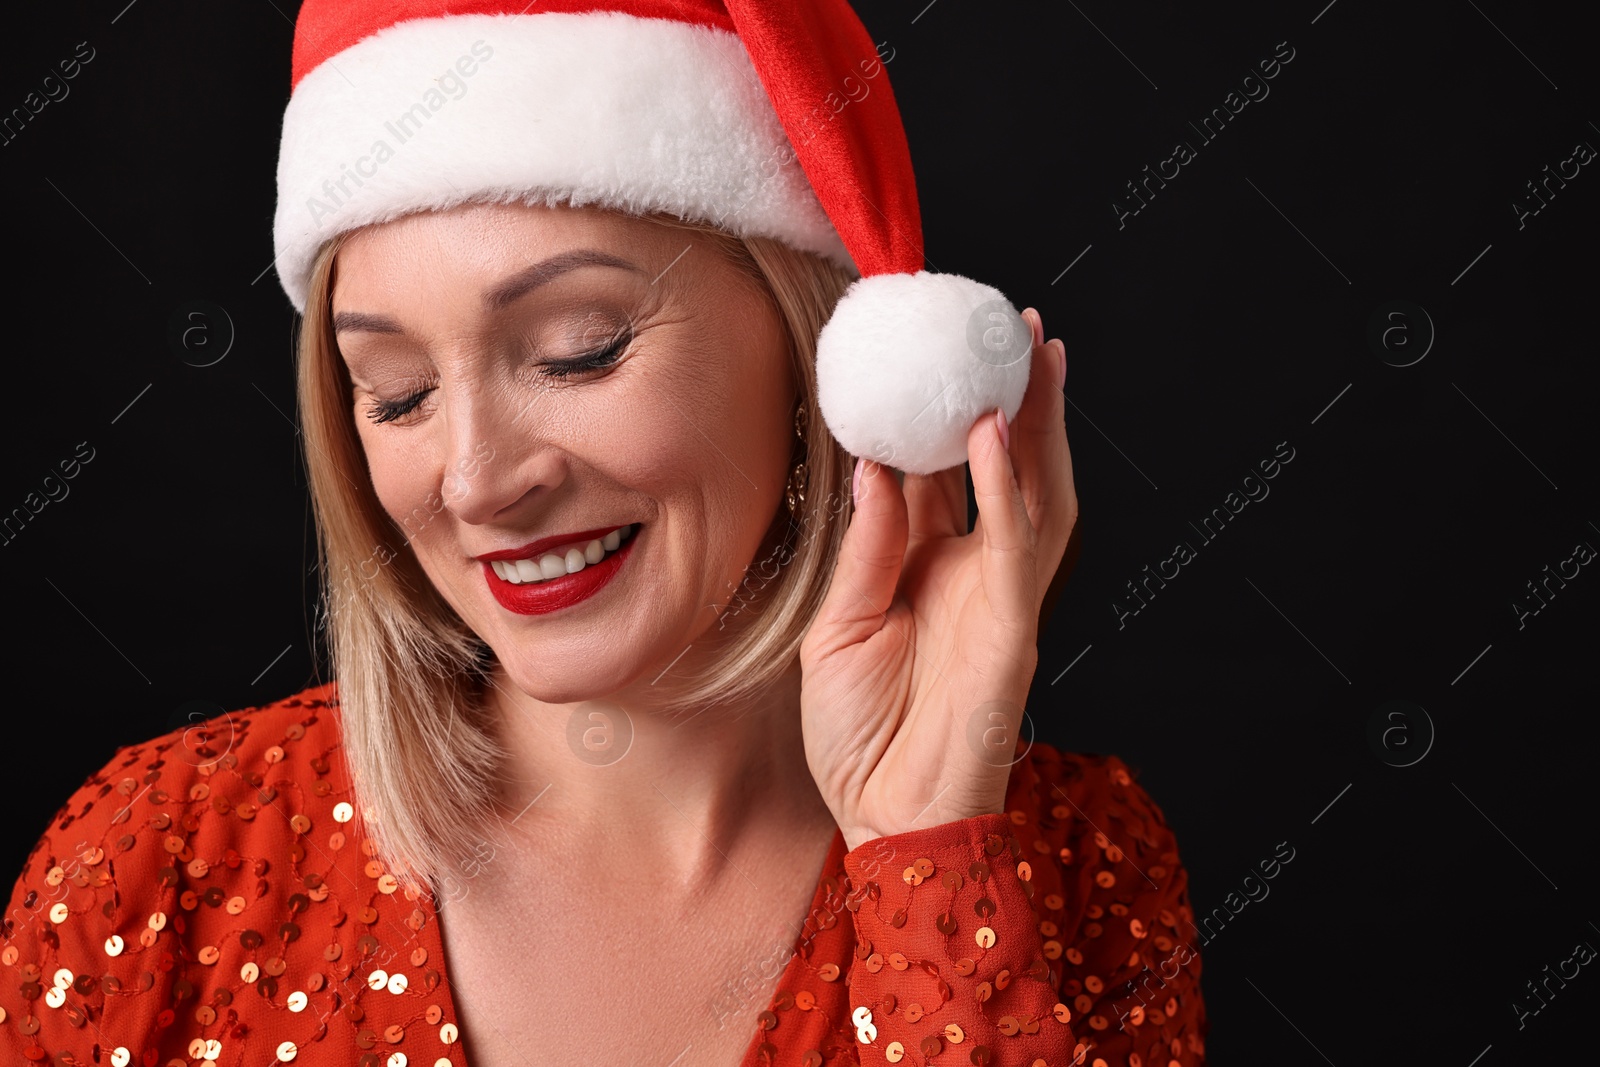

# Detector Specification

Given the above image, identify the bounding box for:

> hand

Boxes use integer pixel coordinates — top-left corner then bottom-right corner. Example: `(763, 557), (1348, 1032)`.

(799, 308), (1078, 852)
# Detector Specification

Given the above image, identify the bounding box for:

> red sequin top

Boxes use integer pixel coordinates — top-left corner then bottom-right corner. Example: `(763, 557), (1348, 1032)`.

(1, 683), (1207, 1066)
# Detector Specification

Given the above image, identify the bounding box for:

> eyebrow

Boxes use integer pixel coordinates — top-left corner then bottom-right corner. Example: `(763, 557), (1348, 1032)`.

(484, 248), (642, 310)
(331, 248), (643, 334)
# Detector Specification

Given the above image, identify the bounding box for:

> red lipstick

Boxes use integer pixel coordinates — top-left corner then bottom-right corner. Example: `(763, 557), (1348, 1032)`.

(481, 525), (639, 616)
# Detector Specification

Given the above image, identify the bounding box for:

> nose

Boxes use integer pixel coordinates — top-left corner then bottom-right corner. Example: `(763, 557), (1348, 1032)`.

(438, 381), (564, 527)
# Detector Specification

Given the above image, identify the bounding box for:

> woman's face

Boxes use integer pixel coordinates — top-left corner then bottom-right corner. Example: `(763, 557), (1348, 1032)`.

(331, 202), (796, 703)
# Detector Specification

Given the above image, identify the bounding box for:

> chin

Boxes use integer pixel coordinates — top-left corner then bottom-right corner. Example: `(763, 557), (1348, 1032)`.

(490, 637), (657, 706)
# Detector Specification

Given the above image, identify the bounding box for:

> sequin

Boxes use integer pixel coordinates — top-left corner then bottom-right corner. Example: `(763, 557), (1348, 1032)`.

(3, 684), (1204, 1067)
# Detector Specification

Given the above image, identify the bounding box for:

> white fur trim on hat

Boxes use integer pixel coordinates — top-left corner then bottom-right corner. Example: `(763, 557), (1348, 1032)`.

(816, 271), (1032, 476)
(272, 11), (854, 311)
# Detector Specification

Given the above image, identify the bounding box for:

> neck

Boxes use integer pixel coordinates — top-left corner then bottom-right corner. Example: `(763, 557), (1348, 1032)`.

(482, 652), (836, 892)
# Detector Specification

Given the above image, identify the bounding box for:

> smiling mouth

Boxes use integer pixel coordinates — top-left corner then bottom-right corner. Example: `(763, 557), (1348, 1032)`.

(487, 524), (637, 585)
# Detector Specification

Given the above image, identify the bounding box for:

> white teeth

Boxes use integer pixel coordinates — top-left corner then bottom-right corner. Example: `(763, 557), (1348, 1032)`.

(492, 526), (636, 585)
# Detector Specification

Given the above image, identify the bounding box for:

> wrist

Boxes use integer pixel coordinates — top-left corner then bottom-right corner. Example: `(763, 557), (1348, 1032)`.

(840, 809), (1013, 865)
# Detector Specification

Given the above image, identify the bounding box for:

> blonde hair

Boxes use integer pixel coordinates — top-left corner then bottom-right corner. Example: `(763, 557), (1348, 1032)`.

(297, 212), (858, 892)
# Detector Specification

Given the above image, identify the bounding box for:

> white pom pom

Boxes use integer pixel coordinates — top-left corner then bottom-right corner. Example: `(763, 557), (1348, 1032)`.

(814, 271), (1031, 475)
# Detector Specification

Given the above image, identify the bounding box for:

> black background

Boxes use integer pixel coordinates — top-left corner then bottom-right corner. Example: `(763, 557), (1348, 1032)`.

(2, 2), (1595, 1063)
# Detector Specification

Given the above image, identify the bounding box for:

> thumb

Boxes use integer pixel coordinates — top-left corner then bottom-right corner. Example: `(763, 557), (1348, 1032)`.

(808, 457), (909, 653)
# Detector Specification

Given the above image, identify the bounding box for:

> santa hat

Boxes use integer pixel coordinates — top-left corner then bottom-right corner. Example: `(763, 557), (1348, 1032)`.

(273, 0), (1031, 476)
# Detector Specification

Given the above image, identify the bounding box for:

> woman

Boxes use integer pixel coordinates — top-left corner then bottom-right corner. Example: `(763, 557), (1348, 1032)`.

(1, 2), (1207, 1065)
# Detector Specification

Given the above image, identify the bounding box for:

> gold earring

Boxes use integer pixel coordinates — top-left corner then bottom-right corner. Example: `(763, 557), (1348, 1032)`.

(785, 400), (809, 518)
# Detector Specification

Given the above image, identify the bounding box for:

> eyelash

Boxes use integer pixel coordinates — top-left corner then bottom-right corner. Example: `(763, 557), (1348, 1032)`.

(363, 330), (632, 424)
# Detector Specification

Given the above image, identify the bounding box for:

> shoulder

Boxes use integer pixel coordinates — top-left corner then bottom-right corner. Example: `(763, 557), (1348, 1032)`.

(11, 680), (348, 888)
(0, 681), (364, 1055)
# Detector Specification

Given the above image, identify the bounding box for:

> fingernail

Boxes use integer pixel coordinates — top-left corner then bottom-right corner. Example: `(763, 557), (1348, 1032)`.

(1052, 339), (1066, 388)
(1025, 307), (1044, 348)
(851, 455), (864, 504)
(995, 407), (1010, 451)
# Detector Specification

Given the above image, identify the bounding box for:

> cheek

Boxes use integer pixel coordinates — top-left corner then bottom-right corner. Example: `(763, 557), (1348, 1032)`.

(355, 423), (443, 537)
(602, 312), (790, 479)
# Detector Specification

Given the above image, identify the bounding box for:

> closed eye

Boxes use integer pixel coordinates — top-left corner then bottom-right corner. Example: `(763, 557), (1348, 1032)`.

(362, 328), (633, 425)
(365, 386), (433, 424)
(541, 328), (632, 379)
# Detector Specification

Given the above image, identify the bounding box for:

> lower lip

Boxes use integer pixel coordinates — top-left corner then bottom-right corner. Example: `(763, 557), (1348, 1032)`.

(483, 532), (638, 616)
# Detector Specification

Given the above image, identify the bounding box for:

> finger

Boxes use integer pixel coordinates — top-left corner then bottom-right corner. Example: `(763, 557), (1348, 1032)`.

(902, 306), (1041, 546)
(809, 457), (911, 652)
(967, 407), (1036, 634)
(1007, 328), (1070, 531)
(1007, 324), (1078, 585)
(903, 464), (967, 541)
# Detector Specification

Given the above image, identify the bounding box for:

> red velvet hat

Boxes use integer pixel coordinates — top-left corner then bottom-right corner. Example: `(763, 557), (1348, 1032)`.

(273, 0), (1030, 475)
